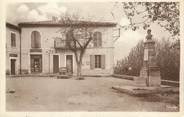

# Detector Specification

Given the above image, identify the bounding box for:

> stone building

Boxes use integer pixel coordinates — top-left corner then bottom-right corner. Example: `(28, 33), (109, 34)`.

(6, 20), (117, 76)
(6, 23), (21, 75)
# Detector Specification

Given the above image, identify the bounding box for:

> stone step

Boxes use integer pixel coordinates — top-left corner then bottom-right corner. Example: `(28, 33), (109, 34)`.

(112, 85), (179, 96)
(133, 77), (147, 86)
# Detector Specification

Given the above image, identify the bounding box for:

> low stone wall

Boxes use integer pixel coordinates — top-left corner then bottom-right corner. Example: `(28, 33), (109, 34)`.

(161, 80), (179, 87)
(112, 74), (135, 80)
(112, 74), (179, 87)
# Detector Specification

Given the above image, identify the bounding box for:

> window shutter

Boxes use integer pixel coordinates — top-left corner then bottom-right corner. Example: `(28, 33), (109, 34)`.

(11, 33), (16, 47)
(11, 34), (13, 47)
(14, 36), (16, 47)
(98, 32), (102, 47)
(93, 37), (97, 47)
(99, 35), (102, 47)
(90, 55), (95, 69)
(31, 31), (41, 48)
(35, 32), (38, 48)
(101, 55), (105, 69)
(31, 32), (34, 48)
(37, 32), (41, 48)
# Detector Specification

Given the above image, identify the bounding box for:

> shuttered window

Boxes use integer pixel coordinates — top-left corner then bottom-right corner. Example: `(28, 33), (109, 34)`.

(11, 33), (16, 47)
(31, 31), (41, 48)
(101, 55), (105, 69)
(93, 32), (102, 47)
(95, 55), (101, 68)
(90, 55), (105, 69)
(90, 55), (95, 69)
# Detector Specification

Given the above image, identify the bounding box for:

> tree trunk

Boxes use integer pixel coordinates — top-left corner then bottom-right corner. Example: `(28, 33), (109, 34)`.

(76, 60), (84, 80)
(76, 62), (82, 78)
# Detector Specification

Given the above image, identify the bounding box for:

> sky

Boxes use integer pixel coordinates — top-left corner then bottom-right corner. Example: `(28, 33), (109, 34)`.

(6, 2), (171, 63)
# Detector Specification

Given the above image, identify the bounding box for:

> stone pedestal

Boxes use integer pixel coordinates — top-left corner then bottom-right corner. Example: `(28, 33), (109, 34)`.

(134, 76), (147, 87)
(140, 39), (161, 87)
(148, 66), (161, 86)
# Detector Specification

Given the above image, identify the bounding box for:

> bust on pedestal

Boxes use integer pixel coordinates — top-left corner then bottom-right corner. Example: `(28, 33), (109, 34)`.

(139, 29), (161, 87)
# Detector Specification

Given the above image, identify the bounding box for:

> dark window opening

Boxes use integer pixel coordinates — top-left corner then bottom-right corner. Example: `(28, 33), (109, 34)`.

(31, 31), (41, 48)
(95, 55), (101, 68)
(11, 33), (16, 47)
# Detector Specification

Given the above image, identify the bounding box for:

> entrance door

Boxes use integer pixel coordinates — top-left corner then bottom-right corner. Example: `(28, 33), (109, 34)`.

(53, 55), (59, 73)
(66, 55), (73, 74)
(30, 55), (42, 73)
(11, 59), (16, 75)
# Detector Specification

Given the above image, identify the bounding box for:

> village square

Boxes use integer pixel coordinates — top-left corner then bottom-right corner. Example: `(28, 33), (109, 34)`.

(5, 2), (180, 112)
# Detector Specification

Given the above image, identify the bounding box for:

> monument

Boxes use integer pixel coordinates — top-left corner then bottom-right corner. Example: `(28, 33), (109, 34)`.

(112, 29), (177, 96)
(139, 29), (161, 87)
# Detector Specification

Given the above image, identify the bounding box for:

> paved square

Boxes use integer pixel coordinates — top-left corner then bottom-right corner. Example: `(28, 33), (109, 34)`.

(6, 77), (179, 111)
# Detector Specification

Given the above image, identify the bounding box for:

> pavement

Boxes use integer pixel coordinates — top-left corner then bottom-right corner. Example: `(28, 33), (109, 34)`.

(6, 76), (179, 111)
(112, 85), (179, 96)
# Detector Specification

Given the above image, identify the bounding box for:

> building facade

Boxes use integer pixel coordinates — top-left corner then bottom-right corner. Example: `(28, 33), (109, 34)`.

(6, 23), (21, 75)
(6, 21), (117, 76)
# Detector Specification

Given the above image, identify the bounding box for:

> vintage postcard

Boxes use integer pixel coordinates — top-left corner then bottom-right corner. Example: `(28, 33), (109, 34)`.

(0, 0), (183, 117)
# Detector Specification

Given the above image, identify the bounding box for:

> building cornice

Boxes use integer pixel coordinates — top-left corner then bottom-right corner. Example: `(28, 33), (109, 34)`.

(6, 22), (21, 32)
(18, 20), (117, 28)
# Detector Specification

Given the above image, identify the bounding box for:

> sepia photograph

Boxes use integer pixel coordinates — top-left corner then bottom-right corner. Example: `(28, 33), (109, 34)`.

(5, 1), (180, 112)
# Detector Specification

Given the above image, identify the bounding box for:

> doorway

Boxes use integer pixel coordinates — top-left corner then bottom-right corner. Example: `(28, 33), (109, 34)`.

(53, 55), (59, 73)
(10, 59), (16, 75)
(30, 55), (42, 73)
(66, 55), (73, 74)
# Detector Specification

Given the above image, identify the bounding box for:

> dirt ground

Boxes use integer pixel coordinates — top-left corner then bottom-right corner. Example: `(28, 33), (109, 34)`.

(6, 77), (179, 111)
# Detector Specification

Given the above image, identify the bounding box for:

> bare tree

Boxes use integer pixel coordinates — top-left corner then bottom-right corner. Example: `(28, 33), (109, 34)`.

(56, 14), (94, 79)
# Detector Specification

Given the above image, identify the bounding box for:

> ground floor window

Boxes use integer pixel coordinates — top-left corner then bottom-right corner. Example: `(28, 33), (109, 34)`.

(30, 55), (42, 73)
(95, 55), (101, 68)
(90, 55), (105, 69)
(10, 59), (16, 75)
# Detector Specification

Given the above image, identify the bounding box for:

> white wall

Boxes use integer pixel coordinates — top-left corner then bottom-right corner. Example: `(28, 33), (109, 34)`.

(21, 26), (115, 75)
(6, 27), (20, 74)
(81, 47), (114, 75)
